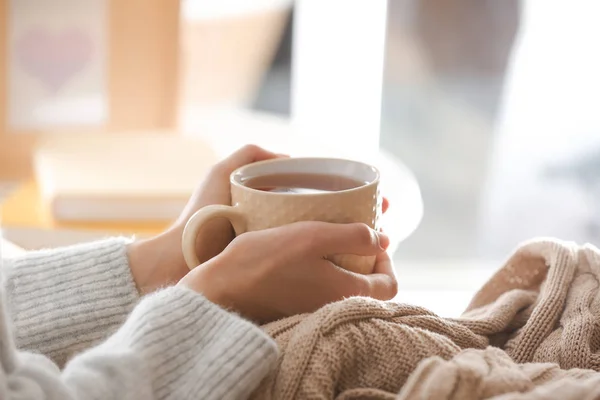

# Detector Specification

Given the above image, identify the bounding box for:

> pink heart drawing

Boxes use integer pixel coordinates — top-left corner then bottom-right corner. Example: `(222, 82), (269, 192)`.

(16, 27), (94, 94)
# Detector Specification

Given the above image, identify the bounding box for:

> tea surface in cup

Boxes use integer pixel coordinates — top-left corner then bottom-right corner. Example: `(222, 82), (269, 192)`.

(242, 172), (366, 194)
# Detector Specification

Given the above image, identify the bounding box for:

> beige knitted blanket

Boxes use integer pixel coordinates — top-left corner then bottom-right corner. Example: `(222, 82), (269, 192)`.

(251, 239), (600, 399)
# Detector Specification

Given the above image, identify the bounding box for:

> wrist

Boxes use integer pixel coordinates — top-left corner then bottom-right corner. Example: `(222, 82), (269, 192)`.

(127, 231), (189, 295)
(178, 257), (233, 310)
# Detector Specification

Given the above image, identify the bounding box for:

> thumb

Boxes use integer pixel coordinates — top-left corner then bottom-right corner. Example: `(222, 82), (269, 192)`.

(221, 144), (284, 172)
(307, 222), (389, 257)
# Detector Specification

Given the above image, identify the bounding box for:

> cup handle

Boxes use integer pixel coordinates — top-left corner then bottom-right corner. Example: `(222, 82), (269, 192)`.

(182, 205), (247, 270)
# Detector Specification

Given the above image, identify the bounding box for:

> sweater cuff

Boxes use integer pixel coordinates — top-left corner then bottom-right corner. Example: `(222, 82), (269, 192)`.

(4, 237), (139, 366)
(107, 286), (279, 400)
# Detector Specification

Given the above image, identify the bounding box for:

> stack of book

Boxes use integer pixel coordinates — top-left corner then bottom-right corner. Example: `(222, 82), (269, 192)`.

(1, 132), (218, 235)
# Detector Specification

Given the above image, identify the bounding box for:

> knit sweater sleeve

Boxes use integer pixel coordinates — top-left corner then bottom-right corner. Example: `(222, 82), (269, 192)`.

(2, 238), (140, 366)
(0, 239), (279, 399)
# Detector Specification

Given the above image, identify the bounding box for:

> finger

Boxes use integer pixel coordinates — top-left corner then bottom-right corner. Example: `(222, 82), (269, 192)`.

(316, 252), (397, 301)
(382, 197), (390, 214)
(315, 253), (396, 301)
(365, 251), (398, 300)
(221, 144), (280, 172)
(309, 259), (370, 301)
(372, 250), (394, 276)
(234, 144), (279, 164)
(298, 222), (390, 257)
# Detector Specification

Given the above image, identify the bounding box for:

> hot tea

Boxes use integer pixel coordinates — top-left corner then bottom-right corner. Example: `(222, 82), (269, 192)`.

(242, 172), (365, 194)
(183, 157), (381, 274)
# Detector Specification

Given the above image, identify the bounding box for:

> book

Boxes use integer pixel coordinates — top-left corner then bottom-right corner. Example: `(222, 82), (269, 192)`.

(34, 133), (219, 222)
(1, 180), (169, 235)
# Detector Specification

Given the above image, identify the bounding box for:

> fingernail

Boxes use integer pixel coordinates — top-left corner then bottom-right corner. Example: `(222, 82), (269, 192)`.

(376, 231), (390, 251)
(276, 153), (290, 158)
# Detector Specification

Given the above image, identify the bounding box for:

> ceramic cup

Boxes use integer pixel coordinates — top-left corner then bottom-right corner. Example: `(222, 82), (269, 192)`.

(182, 157), (382, 274)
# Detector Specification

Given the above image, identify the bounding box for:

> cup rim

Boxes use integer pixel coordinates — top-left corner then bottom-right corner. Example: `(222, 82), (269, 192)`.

(229, 157), (380, 196)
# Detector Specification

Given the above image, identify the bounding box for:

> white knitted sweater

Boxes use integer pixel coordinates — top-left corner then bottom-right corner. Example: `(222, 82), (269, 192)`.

(0, 238), (278, 399)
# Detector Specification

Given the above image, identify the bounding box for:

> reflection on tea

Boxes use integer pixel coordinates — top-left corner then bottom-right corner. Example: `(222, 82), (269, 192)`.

(243, 173), (365, 194)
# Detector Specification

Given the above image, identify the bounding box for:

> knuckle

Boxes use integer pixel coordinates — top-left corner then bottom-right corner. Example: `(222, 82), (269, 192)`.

(351, 223), (375, 245)
(241, 144), (261, 155)
(384, 277), (399, 300)
(289, 221), (322, 251)
(213, 144), (263, 174)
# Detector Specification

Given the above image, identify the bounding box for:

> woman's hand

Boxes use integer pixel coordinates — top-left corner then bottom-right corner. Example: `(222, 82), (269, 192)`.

(179, 221), (398, 323)
(128, 145), (284, 295)
(127, 143), (390, 297)
(174, 144), (286, 228)
(173, 144), (287, 264)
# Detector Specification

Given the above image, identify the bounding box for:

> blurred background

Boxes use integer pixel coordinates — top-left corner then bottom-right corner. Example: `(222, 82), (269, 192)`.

(3, 0), (600, 315)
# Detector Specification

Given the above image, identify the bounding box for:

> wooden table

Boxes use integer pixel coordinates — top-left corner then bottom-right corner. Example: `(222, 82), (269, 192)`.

(1, 181), (168, 237)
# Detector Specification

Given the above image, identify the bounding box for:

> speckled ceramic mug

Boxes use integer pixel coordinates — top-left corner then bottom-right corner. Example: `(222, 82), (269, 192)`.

(182, 157), (382, 274)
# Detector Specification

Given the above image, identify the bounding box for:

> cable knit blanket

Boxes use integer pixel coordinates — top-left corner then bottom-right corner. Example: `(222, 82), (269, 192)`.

(252, 239), (600, 399)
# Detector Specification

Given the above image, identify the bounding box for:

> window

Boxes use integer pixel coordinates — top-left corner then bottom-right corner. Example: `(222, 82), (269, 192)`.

(187, 1), (600, 313)
(251, 1), (518, 273)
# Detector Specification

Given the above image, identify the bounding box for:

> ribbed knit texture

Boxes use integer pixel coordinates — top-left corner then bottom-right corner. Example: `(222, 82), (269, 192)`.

(3, 237), (139, 367)
(0, 238), (279, 400)
(95, 287), (279, 399)
(249, 238), (600, 400)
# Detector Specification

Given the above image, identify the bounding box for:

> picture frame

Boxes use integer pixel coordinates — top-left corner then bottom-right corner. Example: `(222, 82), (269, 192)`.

(0, 0), (179, 179)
